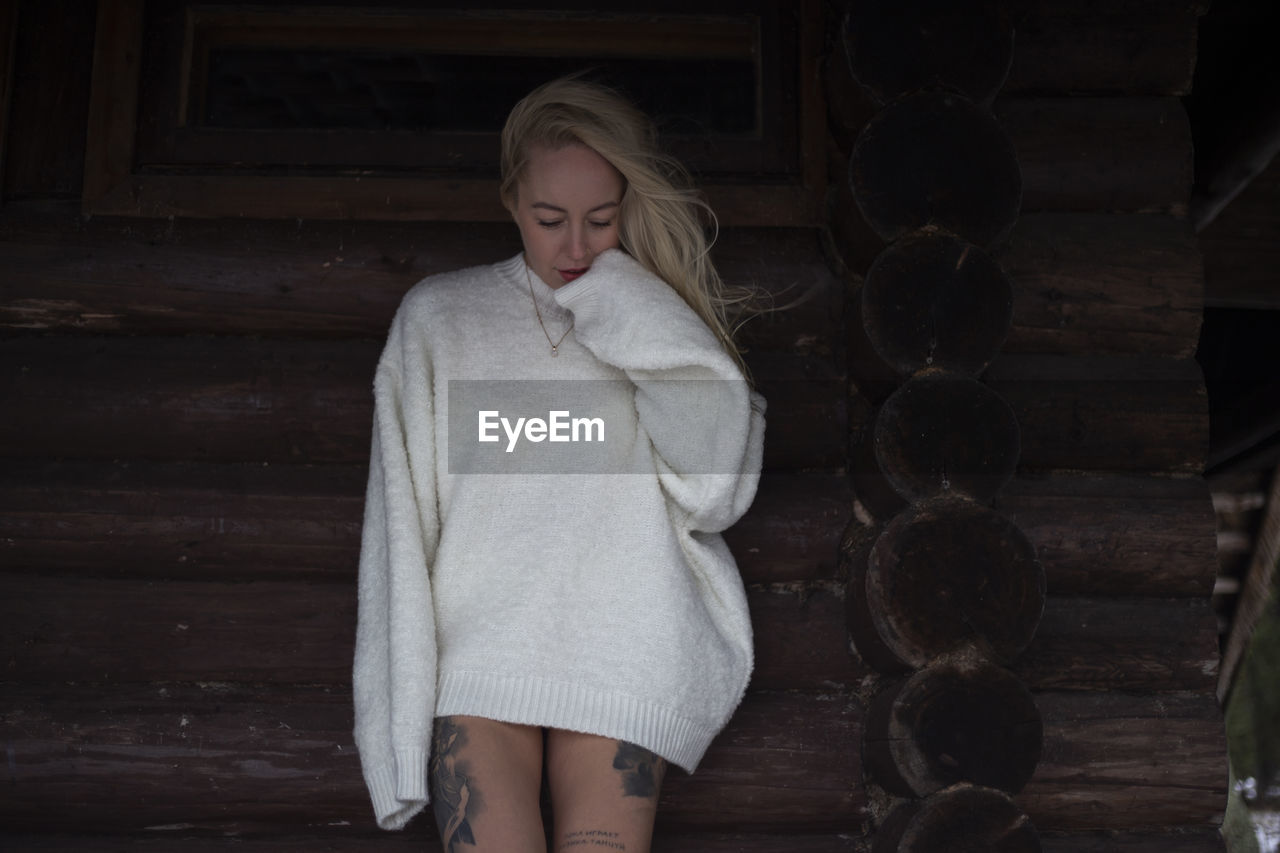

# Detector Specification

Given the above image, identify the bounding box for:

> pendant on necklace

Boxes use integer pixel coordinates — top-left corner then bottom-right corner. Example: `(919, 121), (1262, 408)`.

(551, 346), (559, 357)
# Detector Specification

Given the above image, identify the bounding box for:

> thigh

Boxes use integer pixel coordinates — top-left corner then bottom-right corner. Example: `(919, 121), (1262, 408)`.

(545, 729), (667, 853)
(430, 715), (546, 853)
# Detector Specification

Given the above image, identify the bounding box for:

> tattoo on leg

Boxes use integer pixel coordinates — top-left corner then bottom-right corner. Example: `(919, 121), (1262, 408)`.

(559, 829), (627, 851)
(430, 718), (480, 852)
(611, 741), (665, 799)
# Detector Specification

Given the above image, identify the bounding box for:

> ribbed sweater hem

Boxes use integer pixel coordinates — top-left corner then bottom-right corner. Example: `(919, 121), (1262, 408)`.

(435, 669), (718, 773)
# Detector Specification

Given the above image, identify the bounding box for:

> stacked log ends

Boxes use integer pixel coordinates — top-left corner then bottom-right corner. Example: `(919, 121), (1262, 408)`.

(862, 232), (1012, 376)
(862, 495), (1044, 668)
(863, 660), (1042, 797)
(874, 372), (1020, 504)
(832, 2), (1039, 847)
(850, 90), (1022, 247)
(872, 785), (1041, 853)
(842, 0), (1015, 107)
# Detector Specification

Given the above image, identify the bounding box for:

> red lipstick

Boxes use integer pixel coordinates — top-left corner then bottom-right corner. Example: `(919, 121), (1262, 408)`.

(559, 267), (588, 283)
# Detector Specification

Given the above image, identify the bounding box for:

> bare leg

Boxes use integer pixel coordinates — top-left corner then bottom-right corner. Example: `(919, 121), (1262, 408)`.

(546, 729), (667, 853)
(430, 715), (546, 853)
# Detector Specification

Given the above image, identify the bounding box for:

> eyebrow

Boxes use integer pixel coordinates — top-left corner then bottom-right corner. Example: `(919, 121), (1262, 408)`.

(530, 201), (620, 215)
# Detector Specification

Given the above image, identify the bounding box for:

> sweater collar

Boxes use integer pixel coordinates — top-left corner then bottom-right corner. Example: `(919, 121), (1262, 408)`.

(498, 253), (572, 322)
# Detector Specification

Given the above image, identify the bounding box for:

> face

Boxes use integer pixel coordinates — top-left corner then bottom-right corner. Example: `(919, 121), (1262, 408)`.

(511, 143), (625, 289)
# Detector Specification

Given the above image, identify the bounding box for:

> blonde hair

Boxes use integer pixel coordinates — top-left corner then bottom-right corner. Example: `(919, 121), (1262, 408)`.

(500, 75), (752, 376)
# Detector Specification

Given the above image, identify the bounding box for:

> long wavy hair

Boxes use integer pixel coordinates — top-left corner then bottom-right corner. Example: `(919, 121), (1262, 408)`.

(500, 75), (752, 375)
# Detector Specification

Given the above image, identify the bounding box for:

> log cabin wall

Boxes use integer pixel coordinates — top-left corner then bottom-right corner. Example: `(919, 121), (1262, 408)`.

(0, 2), (1226, 852)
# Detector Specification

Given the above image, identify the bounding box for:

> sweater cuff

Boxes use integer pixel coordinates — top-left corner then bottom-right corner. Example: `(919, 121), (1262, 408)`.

(364, 747), (430, 831)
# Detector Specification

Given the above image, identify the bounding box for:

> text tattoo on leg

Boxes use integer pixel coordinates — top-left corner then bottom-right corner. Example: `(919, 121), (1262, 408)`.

(560, 829), (627, 850)
(611, 741), (665, 799)
(430, 718), (481, 852)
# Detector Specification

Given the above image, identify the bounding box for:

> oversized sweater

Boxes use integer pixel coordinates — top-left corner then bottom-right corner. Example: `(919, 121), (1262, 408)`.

(352, 248), (766, 830)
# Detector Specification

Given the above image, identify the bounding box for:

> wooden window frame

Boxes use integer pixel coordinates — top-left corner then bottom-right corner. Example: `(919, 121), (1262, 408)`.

(83, 0), (824, 226)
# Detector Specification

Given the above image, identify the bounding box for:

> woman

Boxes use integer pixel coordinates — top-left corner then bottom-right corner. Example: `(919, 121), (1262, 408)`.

(353, 76), (766, 852)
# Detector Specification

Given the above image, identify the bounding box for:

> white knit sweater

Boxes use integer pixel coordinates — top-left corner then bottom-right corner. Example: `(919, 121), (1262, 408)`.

(353, 248), (766, 830)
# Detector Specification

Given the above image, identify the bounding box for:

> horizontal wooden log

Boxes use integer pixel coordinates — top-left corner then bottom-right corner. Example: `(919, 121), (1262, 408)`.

(1020, 691), (1226, 831)
(1006, 0), (1205, 96)
(0, 207), (840, 352)
(0, 833), (864, 852)
(0, 465), (1214, 597)
(1010, 598), (1219, 694)
(0, 207), (1202, 358)
(995, 97), (1192, 216)
(0, 573), (861, 689)
(993, 472), (1215, 598)
(0, 570), (1220, 692)
(0, 340), (1206, 474)
(0, 336), (845, 471)
(1038, 828), (1225, 852)
(0, 828), (1224, 853)
(983, 355), (1208, 475)
(0, 684), (863, 835)
(0, 685), (1223, 835)
(994, 214), (1202, 358)
(0, 462), (848, 586)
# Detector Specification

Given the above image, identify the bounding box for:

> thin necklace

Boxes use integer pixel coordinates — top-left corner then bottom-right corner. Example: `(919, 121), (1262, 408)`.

(525, 260), (574, 357)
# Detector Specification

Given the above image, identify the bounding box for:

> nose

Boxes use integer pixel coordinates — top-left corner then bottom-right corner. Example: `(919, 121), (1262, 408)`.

(566, 224), (589, 262)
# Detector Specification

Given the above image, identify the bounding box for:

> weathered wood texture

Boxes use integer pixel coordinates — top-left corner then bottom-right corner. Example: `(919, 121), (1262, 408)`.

(1020, 691), (1226, 832)
(994, 214), (1202, 357)
(0, 338), (1205, 476)
(0, 571), (1218, 695)
(0, 208), (1197, 357)
(873, 786), (1040, 853)
(0, 834), (864, 853)
(994, 97), (1192, 215)
(830, 96), (1191, 216)
(863, 496), (1043, 667)
(0, 465), (1215, 597)
(1006, 0), (1206, 96)
(0, 685), (863, 835)
(0, 829), (1227, 853)
(0, 685), (1222, 835)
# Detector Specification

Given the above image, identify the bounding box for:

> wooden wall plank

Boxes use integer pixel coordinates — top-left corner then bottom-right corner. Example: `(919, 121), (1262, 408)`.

(0, 684), (1223, 835)
(1039, 828), (1225, 853)
(0, 209), (1198, 357)
(0, 465), (1215, 597)
(984, 355), (1208, 475)
(996, 97), (1193, 216)
(1006, 0), (1206, 96)
(0, 834), (863, 853)
(0, 572), (1223, 693)
(0, 685), (864, 835)
(994, 214), (1202, 358)
(1023, 691), (1226, 831)
(0, 338), (1205, 475)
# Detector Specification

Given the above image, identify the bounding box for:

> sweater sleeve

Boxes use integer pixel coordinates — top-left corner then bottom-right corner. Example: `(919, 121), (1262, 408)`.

(352, 316), (440, 830)
(553, 248), (766, 533)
